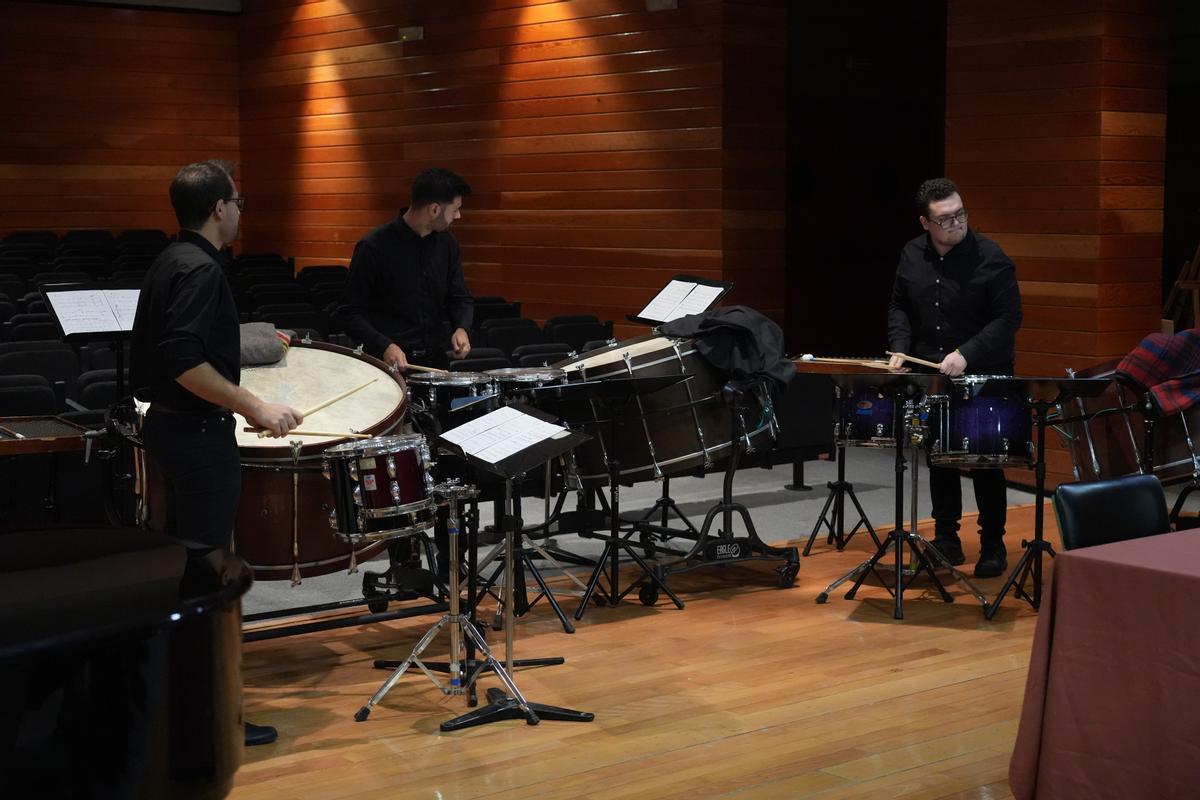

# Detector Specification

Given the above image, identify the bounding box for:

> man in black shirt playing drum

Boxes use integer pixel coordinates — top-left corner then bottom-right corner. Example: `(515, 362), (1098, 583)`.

(130, 159), (303, 746)
(336, 167), (474, 371)
(887, 178), (1023, 578)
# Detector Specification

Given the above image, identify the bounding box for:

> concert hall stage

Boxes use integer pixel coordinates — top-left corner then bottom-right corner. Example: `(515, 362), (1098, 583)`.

(234, 453), (1050, 800)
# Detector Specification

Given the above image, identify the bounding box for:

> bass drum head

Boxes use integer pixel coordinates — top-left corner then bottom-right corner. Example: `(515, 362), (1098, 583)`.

(235, 342), (406, 460)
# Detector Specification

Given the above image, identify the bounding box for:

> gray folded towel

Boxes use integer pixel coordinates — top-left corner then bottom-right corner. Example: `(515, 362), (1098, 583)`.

(240, 322), (288, 365)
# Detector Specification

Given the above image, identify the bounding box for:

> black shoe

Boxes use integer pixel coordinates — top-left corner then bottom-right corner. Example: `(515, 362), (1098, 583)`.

(929, 536), (965, 567)
(245, 721), (277, 746)
(974, 539), (1008, 578)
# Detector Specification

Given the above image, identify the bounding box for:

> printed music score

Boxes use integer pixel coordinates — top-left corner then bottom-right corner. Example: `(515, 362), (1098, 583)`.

(439, 405), (571, 465)
(636, 279), (725, 323)
(44, 288), (140, 336)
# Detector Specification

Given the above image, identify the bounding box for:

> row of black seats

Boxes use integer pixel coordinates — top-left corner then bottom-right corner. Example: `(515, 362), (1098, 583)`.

(0, 340), (128, 413)
(471, 314), (613, 357)
(0, 229), (172, 280)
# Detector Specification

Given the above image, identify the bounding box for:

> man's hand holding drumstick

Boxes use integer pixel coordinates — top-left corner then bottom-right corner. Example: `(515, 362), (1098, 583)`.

(887, 349), (969, 378)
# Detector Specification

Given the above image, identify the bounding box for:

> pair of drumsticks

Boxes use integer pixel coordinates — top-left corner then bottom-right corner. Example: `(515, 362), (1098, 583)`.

(244, 362), (448, 440)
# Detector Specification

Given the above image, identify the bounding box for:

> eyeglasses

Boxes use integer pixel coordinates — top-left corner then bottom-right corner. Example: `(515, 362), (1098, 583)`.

(928, 209), (967, 229)
(224, 196), (245, 211)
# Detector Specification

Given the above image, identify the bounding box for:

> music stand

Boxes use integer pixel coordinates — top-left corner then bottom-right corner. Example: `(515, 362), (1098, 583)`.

(980, 376), (1110, 619)
(626, 274), (732, 327)
(41, 282), (140, 400)
(436, 405), (593, 730)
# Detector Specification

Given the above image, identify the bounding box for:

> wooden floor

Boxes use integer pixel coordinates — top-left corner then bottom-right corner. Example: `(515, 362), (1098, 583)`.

(233, 504), (1055, 800)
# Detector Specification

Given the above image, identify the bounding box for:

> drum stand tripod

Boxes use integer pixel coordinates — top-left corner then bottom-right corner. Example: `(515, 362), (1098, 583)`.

(821, 383), (987, 620)
(356, 481), (593, 730)
(803, 439), (881, 555)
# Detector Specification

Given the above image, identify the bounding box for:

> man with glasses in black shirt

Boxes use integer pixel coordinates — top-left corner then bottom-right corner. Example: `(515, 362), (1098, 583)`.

(131, 159), (303, 746)
(887, 178), (1023, 578)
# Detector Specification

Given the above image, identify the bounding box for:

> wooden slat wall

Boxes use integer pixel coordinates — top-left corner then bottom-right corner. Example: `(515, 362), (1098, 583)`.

(238, 0), (750, 336)
(0, 2), (239, 235)
(945, 0), (1167, 485)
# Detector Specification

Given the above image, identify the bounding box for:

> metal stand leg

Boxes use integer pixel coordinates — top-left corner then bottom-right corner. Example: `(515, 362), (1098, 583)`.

(441, 480), (593, 731)
(803, 441), (881, 555)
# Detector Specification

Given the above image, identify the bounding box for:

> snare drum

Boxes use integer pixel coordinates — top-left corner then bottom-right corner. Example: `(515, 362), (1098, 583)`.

(553, 334), (776, 483)
(322, 434), (435, 542)
(231, 342), (408, 581)
(837, 388), (895, 446)
(928, 375), (1033, 468)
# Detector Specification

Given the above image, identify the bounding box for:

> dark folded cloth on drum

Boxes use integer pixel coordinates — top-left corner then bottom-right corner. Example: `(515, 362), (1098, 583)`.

(240, 322), (290, 366)
(659, 305), (795, 387)
(1116, 328), (1200, 416)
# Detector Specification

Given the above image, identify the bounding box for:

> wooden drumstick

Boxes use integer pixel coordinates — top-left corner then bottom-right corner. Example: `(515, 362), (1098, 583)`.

(886, 351), (943, 370)
(244, 428), (371, 439)
(403, 363), (450, 375)
(796, 355), (892, 370)
(254, 378), (377, 438)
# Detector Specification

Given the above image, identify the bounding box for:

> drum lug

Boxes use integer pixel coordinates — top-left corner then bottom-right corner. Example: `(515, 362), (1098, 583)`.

(390, 480), (401, 505)
(386, 455), (396, 479)
(622, 353), (634, 375)
(349, 460), (359, 481)
(353, 484), (362, 506)
(328, 508), (338, 531)
(353, 344), (364, 355)
(321, 460), (331, 480)
(962, 436), (970, 450)
(290, 440), (302, 466)
(301, 332), (312, 345)
(1002, 437), (1010, 453)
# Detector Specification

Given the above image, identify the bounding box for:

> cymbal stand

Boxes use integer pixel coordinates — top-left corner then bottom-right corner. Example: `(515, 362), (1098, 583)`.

(803, 439), (881, 555)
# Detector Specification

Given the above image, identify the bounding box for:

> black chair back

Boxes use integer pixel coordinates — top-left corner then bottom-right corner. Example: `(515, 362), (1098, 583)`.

(450, 356), (509, 372)
(1053, 474), (1170, 551)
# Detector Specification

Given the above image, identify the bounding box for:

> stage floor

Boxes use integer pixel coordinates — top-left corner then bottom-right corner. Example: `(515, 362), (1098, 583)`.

(234, 471), (1052, 799)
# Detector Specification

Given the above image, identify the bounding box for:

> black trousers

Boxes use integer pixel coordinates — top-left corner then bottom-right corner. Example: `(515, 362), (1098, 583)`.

(141, 409), (240, 551)
(928, 462), (1008, 540)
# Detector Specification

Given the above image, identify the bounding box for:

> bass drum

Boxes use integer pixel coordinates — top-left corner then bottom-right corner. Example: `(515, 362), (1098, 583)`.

(232, 341), (407, 582)
(553, 334), (776, 484)
(1059, 359), (1200, 484)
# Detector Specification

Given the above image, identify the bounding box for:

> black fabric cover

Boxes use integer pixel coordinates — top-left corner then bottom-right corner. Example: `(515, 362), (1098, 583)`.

(659, 305), (795, 387)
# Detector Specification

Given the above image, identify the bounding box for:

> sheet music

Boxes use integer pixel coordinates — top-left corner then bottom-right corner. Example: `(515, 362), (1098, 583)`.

(636, 280), (725, 323)
(44, 288), (140, 336)
(107, 289), (141, 331)
(440, 405), (566, 464)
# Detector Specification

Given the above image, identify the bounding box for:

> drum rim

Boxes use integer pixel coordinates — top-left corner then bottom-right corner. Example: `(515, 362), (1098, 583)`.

(237, 340), (408, 462)
(322, 432), (426, 458)
(332, 505), (437, 542)
(408, 372), (490, 385)
(552, 332), (690, 373)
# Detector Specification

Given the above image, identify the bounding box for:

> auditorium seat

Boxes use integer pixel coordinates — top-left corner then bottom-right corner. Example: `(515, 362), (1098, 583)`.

(544, 321), (613, 352)
(0, 374), (56, 415)
(512, 342), (573, 366)
(481, 324), (545, 357)
(0, 349), (79, 410)
(450, 356), (509, 372)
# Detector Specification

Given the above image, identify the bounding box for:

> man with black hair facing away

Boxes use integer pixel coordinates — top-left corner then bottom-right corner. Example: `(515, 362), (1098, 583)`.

(131, 159), (303, 746)
(887, 178), (1023, 578)
(336, 167), (476, 583)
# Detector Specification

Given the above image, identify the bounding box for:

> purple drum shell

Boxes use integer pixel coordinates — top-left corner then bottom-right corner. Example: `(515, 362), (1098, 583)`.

(838, 389), (895, 446)
(932, 388), (1032, 466)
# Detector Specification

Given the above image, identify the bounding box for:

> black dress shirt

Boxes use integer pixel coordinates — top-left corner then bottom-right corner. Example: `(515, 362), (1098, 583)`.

(335, 212), (473, 361)
(887, 229), (1022, 374)
(130, 231), (240, 413)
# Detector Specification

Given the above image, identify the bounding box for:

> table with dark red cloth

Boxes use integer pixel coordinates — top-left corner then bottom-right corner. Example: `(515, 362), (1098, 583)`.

(1009, 532), (1200, 799)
